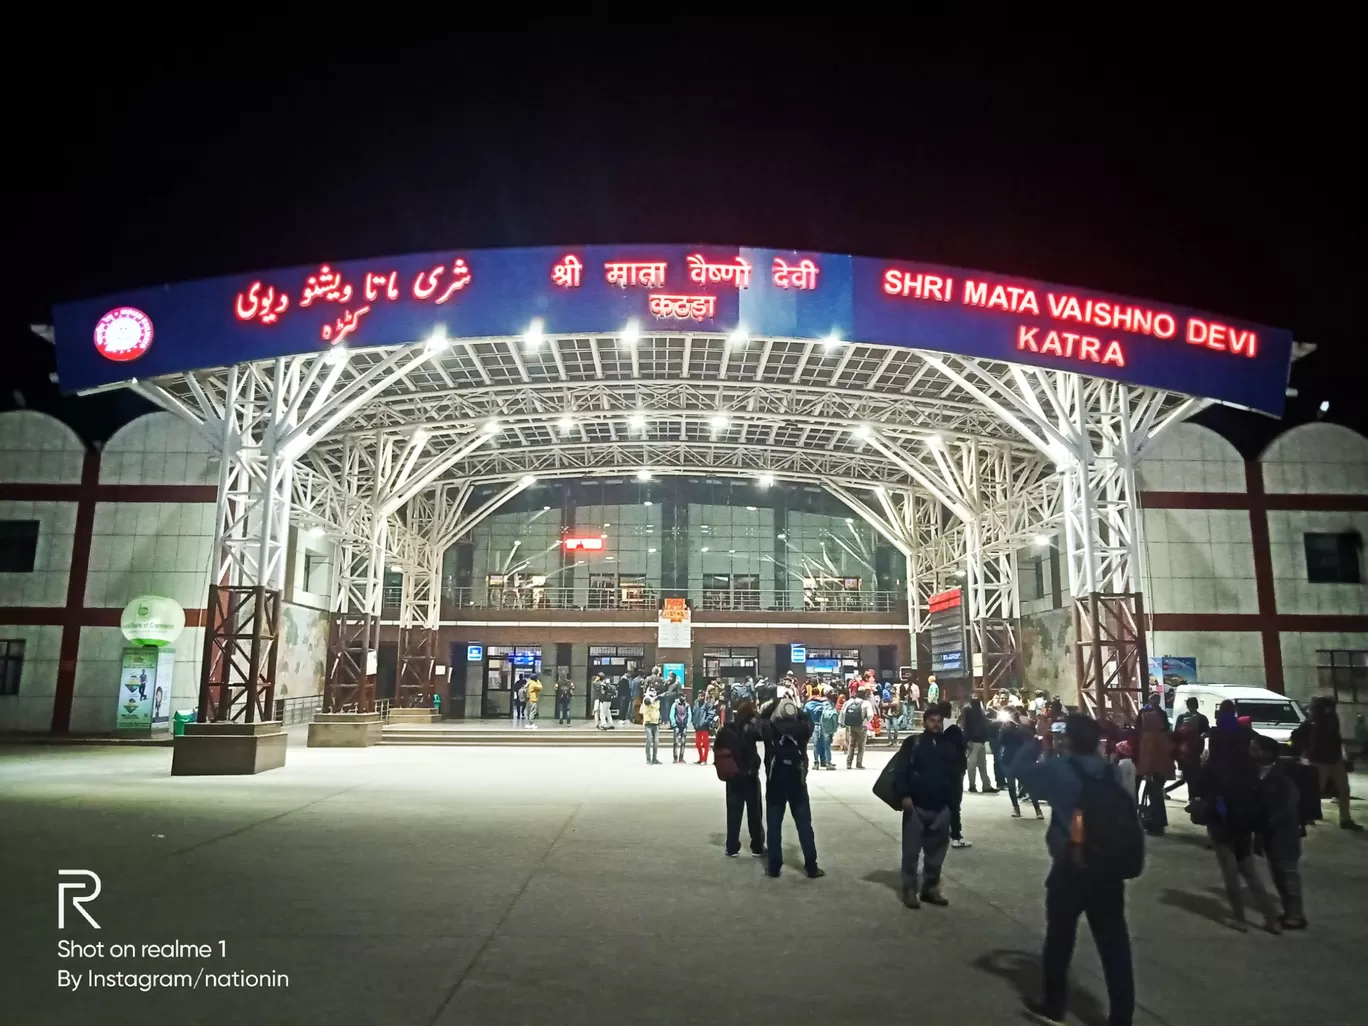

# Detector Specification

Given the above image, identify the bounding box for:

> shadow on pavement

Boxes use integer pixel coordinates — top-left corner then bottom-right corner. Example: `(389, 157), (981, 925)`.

(971, 948), (1110, 1026)
(861, 868), (903, 894)
(1158, 887), (1230, 926)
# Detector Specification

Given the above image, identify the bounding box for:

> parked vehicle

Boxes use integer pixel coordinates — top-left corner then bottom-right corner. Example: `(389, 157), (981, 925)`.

(1166, 682), (1307, 744)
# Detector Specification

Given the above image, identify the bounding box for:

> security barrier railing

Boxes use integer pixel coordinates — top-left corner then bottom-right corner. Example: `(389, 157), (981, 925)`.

(432, 587), (907, 614)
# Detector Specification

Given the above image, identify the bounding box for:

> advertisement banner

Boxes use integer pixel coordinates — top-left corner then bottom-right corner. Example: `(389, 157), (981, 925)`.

(658, 597), (692, 649)
(116, 648), (159, 732)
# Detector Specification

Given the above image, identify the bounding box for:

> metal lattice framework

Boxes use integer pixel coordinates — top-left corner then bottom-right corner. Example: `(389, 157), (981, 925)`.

(126, 330), (1211, 716)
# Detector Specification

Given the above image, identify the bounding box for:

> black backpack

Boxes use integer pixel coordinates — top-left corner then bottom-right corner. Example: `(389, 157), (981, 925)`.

(843, 700), (866, 728)
(1068, 762), (1145, 880)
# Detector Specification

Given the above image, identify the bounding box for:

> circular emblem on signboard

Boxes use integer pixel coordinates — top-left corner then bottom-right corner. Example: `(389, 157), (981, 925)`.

(93, 306), (154, 362)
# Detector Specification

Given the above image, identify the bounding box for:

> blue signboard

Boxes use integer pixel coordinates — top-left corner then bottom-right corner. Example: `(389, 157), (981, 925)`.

(466, 644), (483, 663)
(52, 244), (1294, 414)
(790, 643), (806, 664)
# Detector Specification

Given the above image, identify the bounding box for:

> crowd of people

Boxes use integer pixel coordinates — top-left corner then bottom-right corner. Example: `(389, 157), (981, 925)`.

(501, 661), (1363, 1025)
(709, 677), (1358, 1026)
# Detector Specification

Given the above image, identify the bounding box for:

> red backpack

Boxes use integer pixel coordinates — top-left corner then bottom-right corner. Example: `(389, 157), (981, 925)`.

(713, 721), (746, 781)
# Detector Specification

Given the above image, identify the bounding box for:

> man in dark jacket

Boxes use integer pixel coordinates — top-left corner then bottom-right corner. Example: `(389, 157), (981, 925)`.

(722, 701), (766, 858)
(758, 689), (823, 879)
(1253, 734), (1307, 929)
(894, 706), (959, 907)
(1013, 715), (1134, 1026)
(1291, 696), (1361, 830)
(940, 703), (972, 848)
(961, 697), (997, 793)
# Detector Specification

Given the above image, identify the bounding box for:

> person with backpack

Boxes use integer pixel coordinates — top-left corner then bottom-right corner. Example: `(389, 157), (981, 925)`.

(1011, 714), (1138, 1026)
(716, 699), (765, 858)
(692, 691), (716, 764)
(669, 694), (692, 763)
(641, 686), (662, 765)
(592, 675), (612, 729)
(843, 688), (873, 769)
(513, 676), (528, 724)
(804, 687), (837, 770)
(759, 686), (824, 878)
(892, 705), (960, 908)
(554, 675), (575, 725)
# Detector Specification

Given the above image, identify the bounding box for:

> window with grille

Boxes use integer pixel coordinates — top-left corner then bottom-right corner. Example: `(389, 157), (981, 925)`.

(1317, 649), (1367, 704)
(0, 639), (24, 696)
(1304, 532), (1362, 584)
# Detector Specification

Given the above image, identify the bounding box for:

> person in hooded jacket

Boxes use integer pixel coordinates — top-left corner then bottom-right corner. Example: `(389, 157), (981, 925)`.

(894, 705), (959, 907)
(758, 687), (824, 879)
(722, 700), (766, 858)
(940, 702), (972, 848)
(1204, 700), (1280, 933)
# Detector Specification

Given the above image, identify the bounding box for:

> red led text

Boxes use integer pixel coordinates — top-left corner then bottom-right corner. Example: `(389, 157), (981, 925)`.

(884, 269), (955, 302)
(365, 272), (399, 303)
(963, 280), (1038, 314)
(1187, 317), (1257, 357)
(605, 261), (667, 288)
(322, 305), (371, 345)
(648, 294), (717, 321)
(1017, 325), (1124, 367)
(686, 253), (752, 289)
(551, 254), (583, 288)
(563, 537), (604, 551)
(300, 266), (352, 308)
(773, 257), (820, 290)
(413, 259), (472, 304)
(235, 282), (290, 324)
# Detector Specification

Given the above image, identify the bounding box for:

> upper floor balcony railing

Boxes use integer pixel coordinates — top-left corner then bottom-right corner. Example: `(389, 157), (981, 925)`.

(433, 586), (907, 614)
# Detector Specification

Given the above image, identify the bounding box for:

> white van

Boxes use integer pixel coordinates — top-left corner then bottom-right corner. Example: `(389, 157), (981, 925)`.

(1167, 683), (1307, 744)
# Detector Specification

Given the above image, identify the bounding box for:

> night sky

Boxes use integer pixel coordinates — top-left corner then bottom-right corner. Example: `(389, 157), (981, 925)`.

(6, 27), (1357, 448)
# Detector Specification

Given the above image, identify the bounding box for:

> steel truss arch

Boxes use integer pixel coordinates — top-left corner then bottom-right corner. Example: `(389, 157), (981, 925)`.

(125, 331), (1207, 718)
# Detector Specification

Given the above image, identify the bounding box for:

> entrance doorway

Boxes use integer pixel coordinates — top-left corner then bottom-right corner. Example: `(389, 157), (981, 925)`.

(587, 644), (645, 717)
(703, 647), (758, 688)
(482, 645), (542, 718)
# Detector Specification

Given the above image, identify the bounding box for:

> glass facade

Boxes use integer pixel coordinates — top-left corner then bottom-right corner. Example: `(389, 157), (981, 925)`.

(442, 479), (901, 612)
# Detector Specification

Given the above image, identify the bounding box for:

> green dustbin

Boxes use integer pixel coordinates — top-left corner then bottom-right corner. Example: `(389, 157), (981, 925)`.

(173, 710), (195, 737)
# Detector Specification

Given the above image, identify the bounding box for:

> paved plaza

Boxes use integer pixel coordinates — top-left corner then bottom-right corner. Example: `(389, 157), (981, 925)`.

(2, 737), (1365, 1026)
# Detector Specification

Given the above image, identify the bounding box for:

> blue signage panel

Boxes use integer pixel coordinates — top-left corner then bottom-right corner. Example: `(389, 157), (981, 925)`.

(790, 643), (806, 664)
(466, 644), (483, 663)
(52, 244), (1294, 414)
